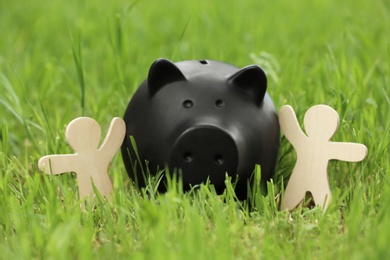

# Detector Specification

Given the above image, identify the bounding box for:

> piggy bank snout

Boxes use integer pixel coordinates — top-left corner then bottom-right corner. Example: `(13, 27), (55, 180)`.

(170, 125), (238, 186)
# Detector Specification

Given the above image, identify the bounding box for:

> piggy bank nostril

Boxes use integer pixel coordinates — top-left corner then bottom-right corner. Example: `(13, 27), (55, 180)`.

(214, 154), (224, 165)
(183, 152), (193, 162)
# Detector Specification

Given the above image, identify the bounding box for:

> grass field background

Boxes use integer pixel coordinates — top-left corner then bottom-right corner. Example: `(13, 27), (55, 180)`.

(1, 0), (389, 259)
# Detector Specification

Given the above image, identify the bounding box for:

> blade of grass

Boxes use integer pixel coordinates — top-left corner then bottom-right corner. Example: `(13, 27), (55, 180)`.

(69, 29), (86, 116)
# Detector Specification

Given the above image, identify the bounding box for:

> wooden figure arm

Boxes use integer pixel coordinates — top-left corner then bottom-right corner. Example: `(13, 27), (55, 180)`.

(98, 117), (126, 160)
(38, 154), (78, 175)
(328, 142), (368, 162)
(279, 105), (307, 145)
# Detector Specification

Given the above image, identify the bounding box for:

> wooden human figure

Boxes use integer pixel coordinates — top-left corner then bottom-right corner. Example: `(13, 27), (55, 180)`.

(279, 105), (367, 211)
(38, 117), (126, 200)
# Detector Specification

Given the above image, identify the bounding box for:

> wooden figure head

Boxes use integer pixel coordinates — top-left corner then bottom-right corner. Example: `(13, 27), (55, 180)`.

(304, 105), (340, 141)
(66, 117), (102, 152)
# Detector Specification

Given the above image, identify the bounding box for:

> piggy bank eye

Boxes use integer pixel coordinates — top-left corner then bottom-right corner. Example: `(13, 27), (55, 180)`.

(183, 99), (193, 108)
(215, 99), (225, 108)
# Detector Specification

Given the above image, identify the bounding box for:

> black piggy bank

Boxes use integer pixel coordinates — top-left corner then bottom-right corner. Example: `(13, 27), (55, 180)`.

(121, 58), (279, 199)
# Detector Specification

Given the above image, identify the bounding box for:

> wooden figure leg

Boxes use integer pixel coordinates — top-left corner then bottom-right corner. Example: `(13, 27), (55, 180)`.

(282, 179), (307, 210)
(77, 174), (94, 199)
(92, 172), (113, 199)
(311, 187), (332, 211)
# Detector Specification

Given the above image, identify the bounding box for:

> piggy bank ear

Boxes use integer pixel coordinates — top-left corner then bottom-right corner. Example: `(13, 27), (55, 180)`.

(228, 65), (267, 106)
(148, 58), (186, 96)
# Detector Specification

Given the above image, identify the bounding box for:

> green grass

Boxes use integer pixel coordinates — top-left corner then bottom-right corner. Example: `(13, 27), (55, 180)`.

(1, 0), (389, 258)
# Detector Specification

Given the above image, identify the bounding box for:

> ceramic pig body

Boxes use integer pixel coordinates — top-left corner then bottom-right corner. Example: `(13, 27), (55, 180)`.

(122, 59), (279, 199)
